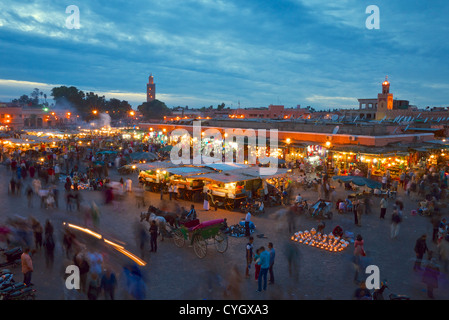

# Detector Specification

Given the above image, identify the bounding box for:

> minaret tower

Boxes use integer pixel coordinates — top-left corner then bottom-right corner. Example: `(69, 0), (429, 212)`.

(376, 76), (393, 120)
(147, 74), (156, 102)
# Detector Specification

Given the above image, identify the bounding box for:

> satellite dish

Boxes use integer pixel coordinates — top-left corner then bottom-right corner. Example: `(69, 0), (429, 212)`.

(353, 116), (359, 123)
(393, 116), (399, 123)
(332, 126), (340, 134)
(404, 125), (410, 132)
(331, 114), (339, 121)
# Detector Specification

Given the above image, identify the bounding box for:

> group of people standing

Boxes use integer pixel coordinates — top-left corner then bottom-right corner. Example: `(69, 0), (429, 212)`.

(245, 237), (275, 292)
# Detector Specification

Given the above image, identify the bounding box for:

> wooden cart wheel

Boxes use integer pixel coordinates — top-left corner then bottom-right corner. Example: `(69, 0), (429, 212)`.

(173, 230), (185, 248)
(214, 232), (228, 253)
(193, 235), (207, 258)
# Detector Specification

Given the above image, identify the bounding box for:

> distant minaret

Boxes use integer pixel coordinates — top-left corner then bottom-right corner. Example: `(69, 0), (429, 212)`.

(147, 74), (156, 102)
(376, 76), (393, 120)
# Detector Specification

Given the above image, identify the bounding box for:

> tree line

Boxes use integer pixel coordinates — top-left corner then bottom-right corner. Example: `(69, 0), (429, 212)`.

(12, 86), (174, 121)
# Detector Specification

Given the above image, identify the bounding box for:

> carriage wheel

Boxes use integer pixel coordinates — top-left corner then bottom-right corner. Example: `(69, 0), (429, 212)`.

(214, 232), (228, 253)
(173, 230), (185, 248)
(193, 235), (207, 258)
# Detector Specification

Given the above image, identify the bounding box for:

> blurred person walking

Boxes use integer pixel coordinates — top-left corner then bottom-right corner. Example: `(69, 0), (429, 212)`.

(422, 254), (440, 299)
(353, 234), (366, 284)
(149, 220), (158, 253)
(254, 248), (261, 281)
(268, 242), (275, 284)
(438, 235), (449, 274)
(74, 251), (90, 293)
(414, 234), (429, 271)
(223, 265), (242, 300)
(135, 221), (149, 259)
(43, 230), (55, 270)
(245, 236), (254, 279)
(390, 209), (402, 239)
(379, 195), (387, 219)
(87, 273), (101, 300)
(21, 247), (33, 286)
(31, 218), (43, 251)
(101, 268), (117, 300)
(356, 200), (363, 227)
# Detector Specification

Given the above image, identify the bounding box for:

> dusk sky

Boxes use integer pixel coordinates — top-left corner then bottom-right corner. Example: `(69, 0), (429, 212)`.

(1, 0), (448, 110)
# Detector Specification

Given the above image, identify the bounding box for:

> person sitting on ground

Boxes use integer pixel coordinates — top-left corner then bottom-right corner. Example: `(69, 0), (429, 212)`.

(317, 220), (326, 234)
(332, 225), (344, 238)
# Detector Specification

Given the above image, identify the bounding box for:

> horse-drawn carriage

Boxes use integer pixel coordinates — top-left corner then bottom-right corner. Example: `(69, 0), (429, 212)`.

(172, 218), (228, 258)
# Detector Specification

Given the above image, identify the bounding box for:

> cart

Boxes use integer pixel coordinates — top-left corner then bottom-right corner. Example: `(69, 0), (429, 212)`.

(308, 199), (333, 219)
(172, 219), (228, 258)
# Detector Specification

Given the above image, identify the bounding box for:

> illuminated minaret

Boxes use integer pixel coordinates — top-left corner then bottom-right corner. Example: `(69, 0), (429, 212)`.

(376, 76), (393, 120)
(147, 74), (156, 102)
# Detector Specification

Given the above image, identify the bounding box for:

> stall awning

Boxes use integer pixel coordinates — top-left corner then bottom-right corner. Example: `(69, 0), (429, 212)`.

(166, 166), (214, 177)
(203, 163), (249, 172)
(332, 175), (381, 189)
(201, 172), (257, 183)
(136, 161), (178, 171)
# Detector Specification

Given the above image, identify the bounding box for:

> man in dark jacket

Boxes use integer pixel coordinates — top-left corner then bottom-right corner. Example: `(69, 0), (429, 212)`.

(414, 235), (429, 271)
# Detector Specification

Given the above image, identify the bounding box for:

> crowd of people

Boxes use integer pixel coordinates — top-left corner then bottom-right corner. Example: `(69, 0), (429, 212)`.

(1, 128), (449, 301)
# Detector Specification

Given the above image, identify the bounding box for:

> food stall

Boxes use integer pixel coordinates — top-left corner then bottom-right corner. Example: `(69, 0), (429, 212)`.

(137, 161), (178, 192)
(165, 166), (213, 202)
(201, 172), (253, 211)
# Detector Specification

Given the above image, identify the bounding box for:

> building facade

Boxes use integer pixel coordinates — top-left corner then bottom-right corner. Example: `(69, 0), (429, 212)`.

(230, 104), (309, 119)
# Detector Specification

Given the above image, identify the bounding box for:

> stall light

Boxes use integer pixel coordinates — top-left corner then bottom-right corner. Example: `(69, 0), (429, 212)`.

(325, 141), (331, 148)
